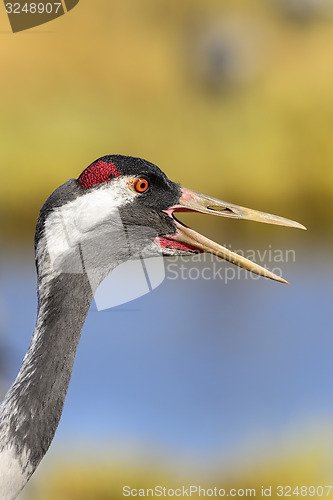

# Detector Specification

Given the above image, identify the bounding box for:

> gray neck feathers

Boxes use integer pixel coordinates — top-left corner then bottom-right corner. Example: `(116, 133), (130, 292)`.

(0, 245), (94, 488)
(0, 176), (156, 498)
(0, 179), (94, 499)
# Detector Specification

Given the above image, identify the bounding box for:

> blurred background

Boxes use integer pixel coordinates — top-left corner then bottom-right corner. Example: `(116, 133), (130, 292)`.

(0, 0), (332, 498)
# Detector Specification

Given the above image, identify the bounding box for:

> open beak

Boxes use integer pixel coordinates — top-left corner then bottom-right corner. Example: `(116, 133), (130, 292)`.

(163, 187), (306, 284)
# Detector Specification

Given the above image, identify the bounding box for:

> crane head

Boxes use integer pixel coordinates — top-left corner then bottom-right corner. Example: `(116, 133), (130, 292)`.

(38, 155), (305, 284)
(73, 155), (305, 284)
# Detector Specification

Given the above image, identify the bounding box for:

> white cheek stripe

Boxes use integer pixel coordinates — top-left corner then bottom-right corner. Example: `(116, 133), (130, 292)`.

(44, 177), (138, 275)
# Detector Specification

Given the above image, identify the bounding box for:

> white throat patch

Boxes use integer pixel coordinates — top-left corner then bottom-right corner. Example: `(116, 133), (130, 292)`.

(42, 176), (138, 277)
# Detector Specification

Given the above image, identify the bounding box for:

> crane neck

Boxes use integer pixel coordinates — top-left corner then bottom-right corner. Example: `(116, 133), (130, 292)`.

(0, 258), (94, 499)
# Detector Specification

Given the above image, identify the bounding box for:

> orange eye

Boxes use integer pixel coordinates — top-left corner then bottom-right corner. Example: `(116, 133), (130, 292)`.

(134, 178), (149, 193)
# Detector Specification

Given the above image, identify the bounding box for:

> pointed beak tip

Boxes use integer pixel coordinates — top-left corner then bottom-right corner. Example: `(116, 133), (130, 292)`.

(272, 276), (289, 285)
(291, 221), (307, 231)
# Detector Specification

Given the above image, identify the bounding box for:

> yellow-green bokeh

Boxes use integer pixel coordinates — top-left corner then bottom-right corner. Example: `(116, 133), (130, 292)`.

(1, 0), (332, 243)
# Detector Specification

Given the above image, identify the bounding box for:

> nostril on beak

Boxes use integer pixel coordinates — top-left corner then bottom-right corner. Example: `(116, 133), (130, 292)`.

(207, 206), (235, 214)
